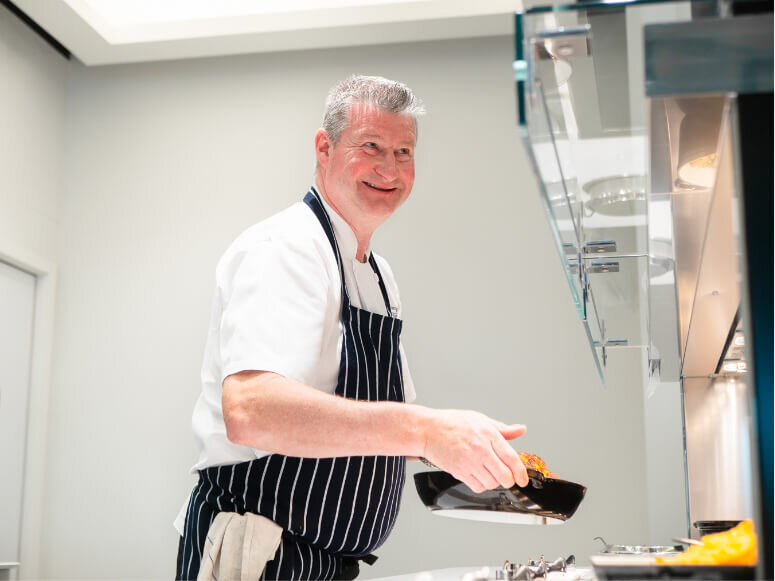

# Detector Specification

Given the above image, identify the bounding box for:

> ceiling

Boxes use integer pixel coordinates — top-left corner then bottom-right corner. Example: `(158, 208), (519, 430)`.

(13, 0), (524, 66)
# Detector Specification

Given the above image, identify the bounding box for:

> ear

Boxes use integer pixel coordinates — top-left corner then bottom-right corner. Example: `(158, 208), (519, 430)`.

(315, 129), (332, 168)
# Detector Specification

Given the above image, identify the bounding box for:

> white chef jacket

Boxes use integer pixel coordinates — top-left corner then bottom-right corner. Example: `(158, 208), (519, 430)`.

(175, 191), (415, 534)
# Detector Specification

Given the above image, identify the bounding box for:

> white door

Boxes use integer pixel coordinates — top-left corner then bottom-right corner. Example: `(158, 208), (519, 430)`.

(0, 261), (36, 563)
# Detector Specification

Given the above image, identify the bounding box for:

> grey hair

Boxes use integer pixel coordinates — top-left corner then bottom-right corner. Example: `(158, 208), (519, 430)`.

(322, 74), (425, 144)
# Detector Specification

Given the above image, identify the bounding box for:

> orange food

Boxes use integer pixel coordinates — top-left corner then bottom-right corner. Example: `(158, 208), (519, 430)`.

(656, 520), (757, 566)
(689, 153), (717, 169)
(518, 452), (558, 478)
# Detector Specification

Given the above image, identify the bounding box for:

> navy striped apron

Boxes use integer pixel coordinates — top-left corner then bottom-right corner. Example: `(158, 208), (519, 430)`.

(177, 188), (406, 580)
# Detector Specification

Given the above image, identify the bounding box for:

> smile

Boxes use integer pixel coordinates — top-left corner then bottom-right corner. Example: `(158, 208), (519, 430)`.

(364, 181), (397, 192)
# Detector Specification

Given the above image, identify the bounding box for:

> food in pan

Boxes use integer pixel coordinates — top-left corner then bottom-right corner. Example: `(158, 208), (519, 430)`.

(656, 519), (757, 565)
(518, 452), (558, 478)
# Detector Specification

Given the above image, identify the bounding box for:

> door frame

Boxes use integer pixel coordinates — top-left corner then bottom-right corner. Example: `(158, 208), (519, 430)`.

(0, 244), (56, 581)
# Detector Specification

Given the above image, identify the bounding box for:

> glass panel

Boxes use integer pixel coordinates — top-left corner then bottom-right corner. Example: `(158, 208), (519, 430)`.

(585, 255), (650, 347)
(517, 0), (700, 378)
(525, 3), (692, 258)
(521, 60), (586, 319)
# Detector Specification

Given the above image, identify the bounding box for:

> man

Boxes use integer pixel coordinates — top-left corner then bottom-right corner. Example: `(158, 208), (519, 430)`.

(175, 75), (528, 580)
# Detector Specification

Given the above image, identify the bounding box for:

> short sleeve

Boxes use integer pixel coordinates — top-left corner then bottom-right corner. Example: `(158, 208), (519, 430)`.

(218, 233), (331, 385)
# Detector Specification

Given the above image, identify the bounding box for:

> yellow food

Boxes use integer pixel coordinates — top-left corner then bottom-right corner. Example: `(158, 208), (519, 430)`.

(518, 452), (558, 479)
(689, 153), (717, 169)
(656, 520), (757, 566)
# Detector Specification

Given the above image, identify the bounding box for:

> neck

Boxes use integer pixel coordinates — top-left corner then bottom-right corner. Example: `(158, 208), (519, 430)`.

(315, 175), (373, 263)
(354, 235), (371, 263)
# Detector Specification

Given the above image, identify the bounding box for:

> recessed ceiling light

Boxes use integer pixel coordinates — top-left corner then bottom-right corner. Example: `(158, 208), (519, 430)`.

(74, 0), (426, 27)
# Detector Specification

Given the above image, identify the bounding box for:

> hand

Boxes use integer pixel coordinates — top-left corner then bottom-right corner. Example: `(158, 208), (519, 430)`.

(421, 409), (528, 493)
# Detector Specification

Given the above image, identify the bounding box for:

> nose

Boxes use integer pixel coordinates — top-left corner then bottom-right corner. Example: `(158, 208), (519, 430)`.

(374, 151), (398, 180)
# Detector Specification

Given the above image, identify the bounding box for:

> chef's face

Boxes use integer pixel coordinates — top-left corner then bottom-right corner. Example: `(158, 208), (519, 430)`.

(315, 103), (416, 232)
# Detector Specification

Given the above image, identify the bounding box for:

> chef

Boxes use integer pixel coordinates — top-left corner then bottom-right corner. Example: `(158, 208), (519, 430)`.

(175, 74), (529, 581)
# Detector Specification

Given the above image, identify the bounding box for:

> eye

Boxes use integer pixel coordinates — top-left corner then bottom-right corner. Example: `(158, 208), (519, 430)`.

(364, 142), (378, 150)
(397, 148), (413, 159)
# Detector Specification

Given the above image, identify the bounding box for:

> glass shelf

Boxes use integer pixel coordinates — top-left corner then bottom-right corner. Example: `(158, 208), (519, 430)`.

(522, 63), (586, 320)
(585, 255), (649, 347)
(515, 0), (709, 381)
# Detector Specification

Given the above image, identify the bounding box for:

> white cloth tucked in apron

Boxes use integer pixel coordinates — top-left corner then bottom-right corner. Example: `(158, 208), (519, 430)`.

(196, 512), (282, 581)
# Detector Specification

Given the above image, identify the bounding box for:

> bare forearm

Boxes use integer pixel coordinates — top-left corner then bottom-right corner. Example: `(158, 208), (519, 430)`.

(223, 370), (530, 492)
(223, 370), (429, 458)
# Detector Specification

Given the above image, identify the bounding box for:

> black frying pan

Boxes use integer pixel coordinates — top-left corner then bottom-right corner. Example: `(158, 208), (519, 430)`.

(414, 468), (586, 525)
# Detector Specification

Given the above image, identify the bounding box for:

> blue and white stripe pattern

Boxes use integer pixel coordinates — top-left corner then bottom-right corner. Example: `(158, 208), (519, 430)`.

(177, 188), (406, 580)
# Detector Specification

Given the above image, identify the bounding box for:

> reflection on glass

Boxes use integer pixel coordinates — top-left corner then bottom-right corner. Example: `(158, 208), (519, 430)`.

(586, 255), (650, 347)
(516, 0), (699, 379)
(675, 97), (725, 189)
(583, 175), (646, 217)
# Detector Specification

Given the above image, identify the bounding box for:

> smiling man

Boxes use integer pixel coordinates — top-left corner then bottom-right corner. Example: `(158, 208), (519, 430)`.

(175, 75), (529, 581)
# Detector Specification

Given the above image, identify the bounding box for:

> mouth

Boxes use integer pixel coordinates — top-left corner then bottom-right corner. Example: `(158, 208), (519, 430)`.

(363, 181), (398, 193)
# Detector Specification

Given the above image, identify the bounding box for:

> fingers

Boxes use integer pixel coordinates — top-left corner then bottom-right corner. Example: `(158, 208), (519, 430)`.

(514, 456), (529, 488)
(477, 468), (500, 491)
(490, 440), (528, 488)
(491, 438), (529, 487)
(466, 473), (490, 494)
(468, 463), (520, 492)
(496, 422), (527, 440)
(491, 420), (528, 487)
(484, 452), (517, 488)
(472, 438), (526, 491)
(423, 410), (530, 492)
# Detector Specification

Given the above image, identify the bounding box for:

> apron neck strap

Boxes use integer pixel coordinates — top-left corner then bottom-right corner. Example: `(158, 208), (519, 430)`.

(303, 187), (394, 317)
(367, 253), (393, 317)
(304, 188), (350, 304)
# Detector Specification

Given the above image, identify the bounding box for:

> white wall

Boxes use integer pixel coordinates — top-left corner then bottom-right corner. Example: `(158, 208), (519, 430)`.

(0, 4), (64, 267)
(0, 6), (66, 579)
(0, 22), (679, 579)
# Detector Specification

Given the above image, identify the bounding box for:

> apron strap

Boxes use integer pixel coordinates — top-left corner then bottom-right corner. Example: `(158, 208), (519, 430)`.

(280, 530), (378, 580)
(303, 188), (350, 304)
(368, 253), (393, 318)
(339, 555), (378, 581)
(304, 187), (394, 317)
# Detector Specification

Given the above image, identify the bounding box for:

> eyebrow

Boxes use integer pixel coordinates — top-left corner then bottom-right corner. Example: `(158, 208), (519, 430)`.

(359, 133), (416, 147)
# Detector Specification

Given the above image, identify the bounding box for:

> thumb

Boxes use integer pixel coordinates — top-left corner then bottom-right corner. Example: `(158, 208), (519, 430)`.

(497, 423), (527, 440)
